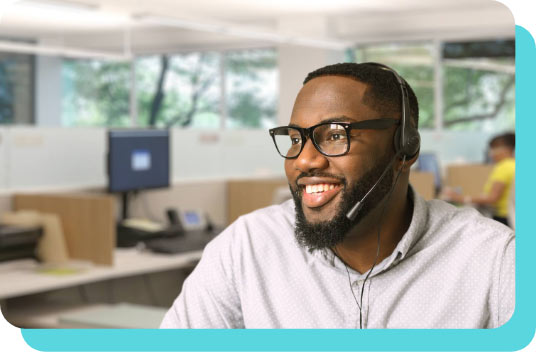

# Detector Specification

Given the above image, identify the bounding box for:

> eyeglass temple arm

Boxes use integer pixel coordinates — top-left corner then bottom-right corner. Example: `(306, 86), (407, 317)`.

(348, 118), (400, 130)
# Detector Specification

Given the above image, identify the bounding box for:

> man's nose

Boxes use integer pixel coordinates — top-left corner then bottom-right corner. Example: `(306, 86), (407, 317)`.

(294, 138), (329, 172)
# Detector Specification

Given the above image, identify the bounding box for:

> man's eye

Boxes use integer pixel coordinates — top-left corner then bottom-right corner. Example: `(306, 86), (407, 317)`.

(290, 137), (301, 145)
(327, 132), (346, 141)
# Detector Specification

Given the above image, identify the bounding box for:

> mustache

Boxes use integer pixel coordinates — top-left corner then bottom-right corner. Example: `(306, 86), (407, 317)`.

(294, 172), (347, 188)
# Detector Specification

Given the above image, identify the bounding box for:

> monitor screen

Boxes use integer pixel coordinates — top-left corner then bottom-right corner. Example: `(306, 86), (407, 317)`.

(417, 152), (441, 191)
(108, 129), (170, 193)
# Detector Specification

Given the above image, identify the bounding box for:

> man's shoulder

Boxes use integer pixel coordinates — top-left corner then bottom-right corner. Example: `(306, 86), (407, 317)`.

(423, 198), (514, 248)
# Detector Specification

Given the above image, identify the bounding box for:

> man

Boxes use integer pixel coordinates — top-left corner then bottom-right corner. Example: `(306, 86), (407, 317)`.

(160, 62), (514, 329)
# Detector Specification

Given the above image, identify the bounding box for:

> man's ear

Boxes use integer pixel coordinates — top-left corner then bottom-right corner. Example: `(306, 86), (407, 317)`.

(396, 152), (419, 172)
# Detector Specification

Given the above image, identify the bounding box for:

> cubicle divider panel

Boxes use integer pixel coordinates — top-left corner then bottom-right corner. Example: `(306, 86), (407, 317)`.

(227, 178), (289, 225)
(445, 164), (494, 197)
(13, 193), (116, 265)
(409, 171), (435, 200)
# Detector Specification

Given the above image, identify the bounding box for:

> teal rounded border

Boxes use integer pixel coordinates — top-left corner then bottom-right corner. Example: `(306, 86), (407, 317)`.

(19, 26), (535, 352)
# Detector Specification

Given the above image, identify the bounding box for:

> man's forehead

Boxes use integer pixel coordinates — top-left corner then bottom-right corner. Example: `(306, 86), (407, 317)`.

(290, 75), (376, 126)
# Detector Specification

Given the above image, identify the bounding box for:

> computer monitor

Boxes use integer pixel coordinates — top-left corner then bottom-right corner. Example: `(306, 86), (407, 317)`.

(107, 129), (170, 194)
(417, 152), (442, 193)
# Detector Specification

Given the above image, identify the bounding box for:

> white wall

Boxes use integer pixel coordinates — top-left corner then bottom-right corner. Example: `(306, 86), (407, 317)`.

(0, 127), (285, 191)
(0, 125), (496, 192)
(420, 130), (494, 166)
(277, 45), (345, 125)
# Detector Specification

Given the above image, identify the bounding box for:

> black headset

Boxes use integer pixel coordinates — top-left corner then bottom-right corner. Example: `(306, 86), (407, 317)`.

(363, 62), (421, 159)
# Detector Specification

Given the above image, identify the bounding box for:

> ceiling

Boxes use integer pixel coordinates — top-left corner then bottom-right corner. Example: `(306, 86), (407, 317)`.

(0, 0), (515, 57)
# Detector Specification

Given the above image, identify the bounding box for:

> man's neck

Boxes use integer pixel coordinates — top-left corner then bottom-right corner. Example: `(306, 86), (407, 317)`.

(333, 186), (413, 274)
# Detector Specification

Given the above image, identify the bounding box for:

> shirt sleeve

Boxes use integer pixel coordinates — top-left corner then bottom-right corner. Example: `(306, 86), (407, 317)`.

(160, 226), (244, 328)
(497, 234), (515, 327)
(488, 161), (514, 185)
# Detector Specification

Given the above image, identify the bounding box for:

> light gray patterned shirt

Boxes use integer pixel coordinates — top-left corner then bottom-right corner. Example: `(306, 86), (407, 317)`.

(160, 188), (515, 329)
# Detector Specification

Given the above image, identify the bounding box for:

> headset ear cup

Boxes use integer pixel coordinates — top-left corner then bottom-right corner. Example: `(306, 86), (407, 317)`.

(405, 127), (421, 159)
(394, 126), (421, 159)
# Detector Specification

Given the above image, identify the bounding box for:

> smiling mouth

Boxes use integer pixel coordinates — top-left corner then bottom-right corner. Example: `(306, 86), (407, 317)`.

(301, 183), (343, 209)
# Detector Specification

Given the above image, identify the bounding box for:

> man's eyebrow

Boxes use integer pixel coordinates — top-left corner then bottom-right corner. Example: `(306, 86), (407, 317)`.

(288, 116), (356, 128)
(320, 116), (356, 124)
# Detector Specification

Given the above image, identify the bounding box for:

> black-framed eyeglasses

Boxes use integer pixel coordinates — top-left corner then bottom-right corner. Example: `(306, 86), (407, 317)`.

(269, 118), (399, 159)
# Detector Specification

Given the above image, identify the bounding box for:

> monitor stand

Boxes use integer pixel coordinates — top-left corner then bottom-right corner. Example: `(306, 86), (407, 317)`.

(121, 191), (132, 221)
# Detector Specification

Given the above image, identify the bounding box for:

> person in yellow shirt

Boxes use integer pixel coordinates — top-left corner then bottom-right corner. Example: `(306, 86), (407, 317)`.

(443, 132), (515, 227)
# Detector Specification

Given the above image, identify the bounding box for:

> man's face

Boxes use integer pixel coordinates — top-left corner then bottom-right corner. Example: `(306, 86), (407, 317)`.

(285, 76), (397, 250)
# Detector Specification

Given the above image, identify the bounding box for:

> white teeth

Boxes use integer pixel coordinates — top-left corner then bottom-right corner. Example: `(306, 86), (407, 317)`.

(304, 183), (337, 194)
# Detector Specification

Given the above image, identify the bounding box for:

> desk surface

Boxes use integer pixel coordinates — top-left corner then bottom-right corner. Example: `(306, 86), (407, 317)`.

(0, 248), (203, 300)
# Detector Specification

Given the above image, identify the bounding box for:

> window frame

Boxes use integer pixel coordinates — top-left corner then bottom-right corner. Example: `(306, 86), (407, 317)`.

(353, 38), (515, 132)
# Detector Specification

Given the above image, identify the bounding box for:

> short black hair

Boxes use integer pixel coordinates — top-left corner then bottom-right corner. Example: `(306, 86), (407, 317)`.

(303, 62), (419, 128)
(490, 132), (515, 149)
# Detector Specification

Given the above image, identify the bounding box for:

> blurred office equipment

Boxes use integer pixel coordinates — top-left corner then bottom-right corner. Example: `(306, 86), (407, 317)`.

(0, 223), (42, 263)
(108, 129), (179, 246)
(2, 210), (68, 264)
(417, 152), (442, 195)
(108, 129), (170, 220)
(144, 209), (219, 254)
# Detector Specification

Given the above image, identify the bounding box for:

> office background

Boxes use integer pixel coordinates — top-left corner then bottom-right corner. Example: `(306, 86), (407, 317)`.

(0, 0), (516, 330)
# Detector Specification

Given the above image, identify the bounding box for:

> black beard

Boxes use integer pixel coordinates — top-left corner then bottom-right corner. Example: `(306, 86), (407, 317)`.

(290, 154), (395, 252)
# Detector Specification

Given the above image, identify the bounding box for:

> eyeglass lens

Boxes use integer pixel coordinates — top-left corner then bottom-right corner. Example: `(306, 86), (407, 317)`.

(273, 124), (349, 158)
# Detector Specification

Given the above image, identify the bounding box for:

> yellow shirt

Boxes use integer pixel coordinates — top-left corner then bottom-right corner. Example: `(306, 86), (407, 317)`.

(484, 158), (515, 217)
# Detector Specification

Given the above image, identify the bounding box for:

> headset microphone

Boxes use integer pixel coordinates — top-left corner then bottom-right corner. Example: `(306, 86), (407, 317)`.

(346, 152), (401, 221)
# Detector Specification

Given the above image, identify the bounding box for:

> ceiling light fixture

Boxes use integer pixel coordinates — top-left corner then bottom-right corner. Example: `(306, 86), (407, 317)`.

(17, 0), (99, 13)
(134, 14), (351, 50)
(0, 40), (130, 61)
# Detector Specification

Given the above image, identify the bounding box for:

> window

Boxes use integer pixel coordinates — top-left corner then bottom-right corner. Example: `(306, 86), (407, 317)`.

(224, 48), (278, 128)
(61, 48), (278, 129)
(0, 52), (34, 124)
(62, 59), (130, 127)
(136, 48), (278, 129)
(136, 52), (221, 128)
(442, 40), (515, 131)
(353, 39), (515, 133)
(354, 43), (435, 129)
